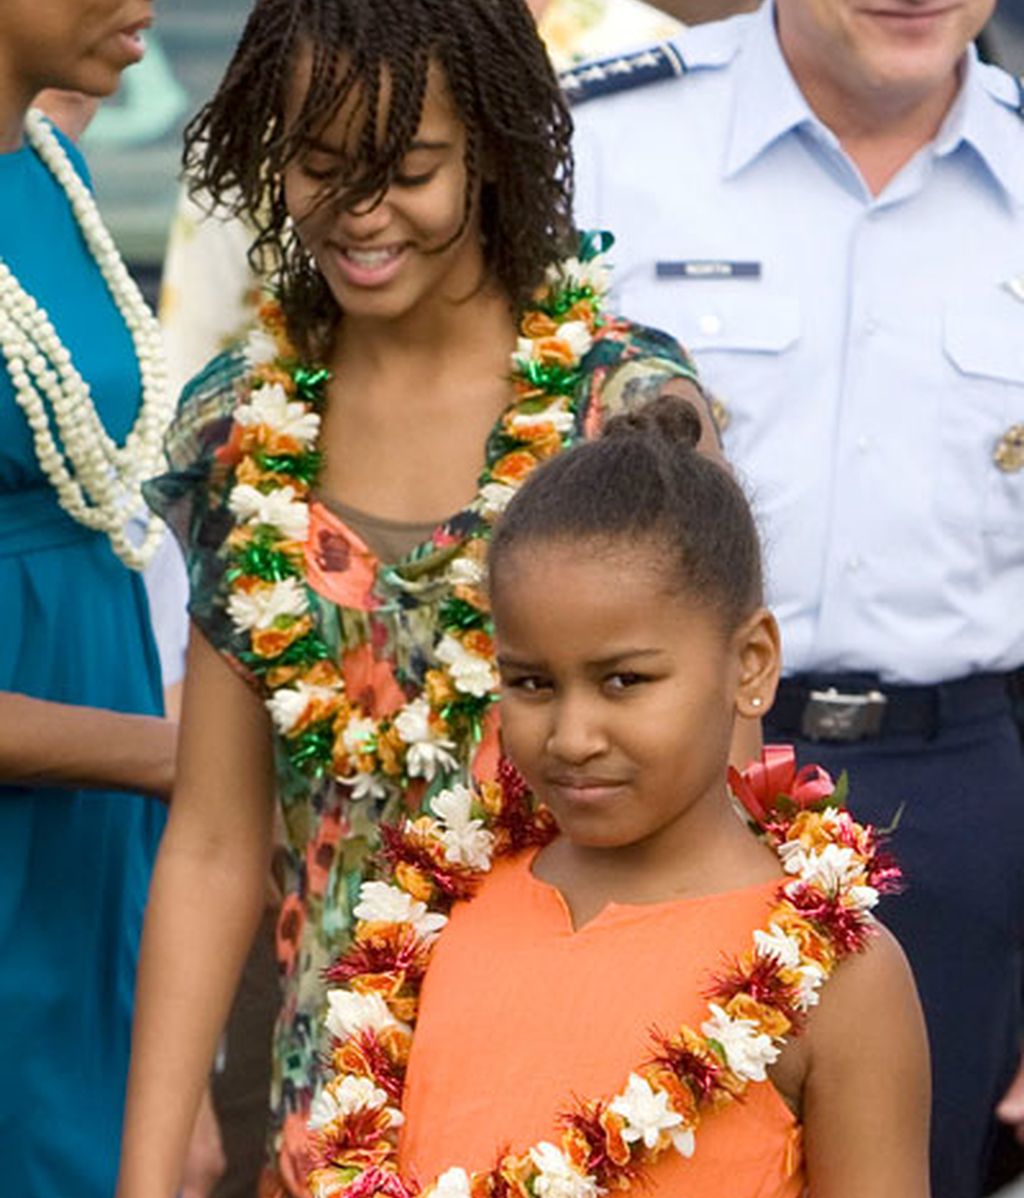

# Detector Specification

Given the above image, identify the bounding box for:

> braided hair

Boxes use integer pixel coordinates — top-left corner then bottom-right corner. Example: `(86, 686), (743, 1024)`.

(185, 0), (576, 356)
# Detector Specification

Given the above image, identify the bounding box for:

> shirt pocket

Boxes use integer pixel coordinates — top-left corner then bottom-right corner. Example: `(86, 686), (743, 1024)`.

(941, 295), (1024, 535)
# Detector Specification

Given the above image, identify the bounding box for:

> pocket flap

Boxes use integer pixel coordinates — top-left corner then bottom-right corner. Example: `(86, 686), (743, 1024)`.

(944, 294), (1024, 384)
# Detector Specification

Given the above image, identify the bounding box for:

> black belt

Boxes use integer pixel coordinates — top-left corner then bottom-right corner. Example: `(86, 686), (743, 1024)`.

(766, 672), (1013, 743)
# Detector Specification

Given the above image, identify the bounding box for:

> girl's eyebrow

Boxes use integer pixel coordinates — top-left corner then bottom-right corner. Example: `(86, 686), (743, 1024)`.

(496, 649), (664, 670)
(408, 138), (451, 151)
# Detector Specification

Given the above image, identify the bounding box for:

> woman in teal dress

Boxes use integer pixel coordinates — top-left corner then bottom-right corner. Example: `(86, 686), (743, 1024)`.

(0, 2), (175, 1194)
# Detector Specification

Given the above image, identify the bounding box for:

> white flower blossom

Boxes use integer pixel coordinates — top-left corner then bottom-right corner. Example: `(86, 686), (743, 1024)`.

(266, 682), (340, 736)
(435, 634), (499, 698)
(792, 962), (827, 1011)
(753, 923), (803, 970)
(427, 1169), (474, 1198)
(227, 577), (309, 632)
(430, 784), (475, 828)
(342, 715), (378, 758)
(308, 1075), (396, 1130)
(545, 255), (611, 298)
(779, 842), (861, 893)
(478, 481), (517, 517)
(394, 698), (459, 782)
(514, 320), (593, 368)
(528, 1142), (602, 1198)
(847, 885), (880, 913)
(324, 989), (402, 1042)
(342, 769), (392, 803)
(448, 556), (485, 587)
(428, 786), (495, 868)
(243, 326), (279, 369)
(229, 483), (309, 540)
(353, 881), (449, 938)
(701, 1003), (780, 1082)
(508, 399), (575, 435)
(609, 1073), (692, 1156)
(235, 382), (321, 448)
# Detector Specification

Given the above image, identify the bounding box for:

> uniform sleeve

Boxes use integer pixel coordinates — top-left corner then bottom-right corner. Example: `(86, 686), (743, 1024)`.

(142, 349), (253, 671)
(584, 318), (703, 431)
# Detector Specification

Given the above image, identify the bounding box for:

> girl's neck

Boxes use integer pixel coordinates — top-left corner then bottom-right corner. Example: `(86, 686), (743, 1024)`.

(330, 275), (515, 380)
(534, 792), (781, 931)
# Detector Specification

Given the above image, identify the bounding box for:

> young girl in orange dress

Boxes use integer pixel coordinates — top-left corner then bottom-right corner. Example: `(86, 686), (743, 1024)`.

(308, 397), (931, 1198)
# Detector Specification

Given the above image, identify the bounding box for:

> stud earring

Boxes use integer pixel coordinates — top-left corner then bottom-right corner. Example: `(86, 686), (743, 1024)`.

(750, 697), (764, 710)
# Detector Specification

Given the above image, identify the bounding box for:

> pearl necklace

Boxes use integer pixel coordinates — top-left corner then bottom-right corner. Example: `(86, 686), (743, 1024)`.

(0, 110), (174, 570)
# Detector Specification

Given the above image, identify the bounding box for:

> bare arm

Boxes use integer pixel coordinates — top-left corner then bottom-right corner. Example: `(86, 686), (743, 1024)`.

(802, 925), (931, 1197)
(116, 627), (277, 1198)
(0, 691), (177, 800)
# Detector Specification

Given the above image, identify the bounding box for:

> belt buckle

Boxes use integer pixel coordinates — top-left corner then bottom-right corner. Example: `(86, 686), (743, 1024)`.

(800, 687), (888, 742)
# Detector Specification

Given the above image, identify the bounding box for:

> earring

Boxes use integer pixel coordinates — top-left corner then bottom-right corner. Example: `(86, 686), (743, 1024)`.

(750, 697), (764, 710)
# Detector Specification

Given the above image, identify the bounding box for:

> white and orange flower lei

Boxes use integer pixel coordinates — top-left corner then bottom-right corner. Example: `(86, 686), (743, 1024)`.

(307, 747), (901, 1198)
(217, 242), (615, 797)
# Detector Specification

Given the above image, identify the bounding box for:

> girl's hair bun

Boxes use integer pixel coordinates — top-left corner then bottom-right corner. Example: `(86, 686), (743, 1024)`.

(602, 394), (702, 450)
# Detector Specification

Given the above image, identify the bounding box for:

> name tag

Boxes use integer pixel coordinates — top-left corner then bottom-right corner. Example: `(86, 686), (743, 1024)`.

(656, 260), (761, 280)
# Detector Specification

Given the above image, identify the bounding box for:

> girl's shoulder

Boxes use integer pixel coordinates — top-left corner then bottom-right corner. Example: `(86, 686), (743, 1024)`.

(583, 315), (701, 429)
(161, 344), (251, 475)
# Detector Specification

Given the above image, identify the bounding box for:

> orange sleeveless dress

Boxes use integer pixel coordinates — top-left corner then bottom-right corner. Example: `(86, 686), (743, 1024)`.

(399, 851), (804, 1196)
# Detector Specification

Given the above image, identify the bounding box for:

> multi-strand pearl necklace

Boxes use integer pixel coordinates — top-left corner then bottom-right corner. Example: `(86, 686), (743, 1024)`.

(0, 109), (174, 569)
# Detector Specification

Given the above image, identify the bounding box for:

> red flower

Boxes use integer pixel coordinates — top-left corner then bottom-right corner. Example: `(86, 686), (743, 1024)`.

(338, 1167), (417, 1198)
(728, 745), (835, 828)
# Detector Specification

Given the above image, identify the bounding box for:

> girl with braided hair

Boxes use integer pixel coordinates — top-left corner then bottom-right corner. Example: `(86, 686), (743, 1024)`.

(117, 1), (715, 1194)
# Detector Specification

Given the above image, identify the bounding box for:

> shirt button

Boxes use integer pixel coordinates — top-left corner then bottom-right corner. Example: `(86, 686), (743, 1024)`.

(863, 318), (880, 336)
(846, 555), (863, 573)
(856, 436), (872, 453)
(698, 313), (723, 336)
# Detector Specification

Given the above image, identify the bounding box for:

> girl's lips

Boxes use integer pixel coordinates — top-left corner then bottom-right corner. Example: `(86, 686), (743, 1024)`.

(545, 777), (629, 804)
(115, 23), (149, 64)
(330, 244), (409, 289)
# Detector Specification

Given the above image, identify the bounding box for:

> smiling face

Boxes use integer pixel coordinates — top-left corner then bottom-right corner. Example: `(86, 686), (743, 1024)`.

(493, 536), (780, 853)
(776, 0), (994, 112)
(0, 0), (153, 98)
(282, 52), (487, 328)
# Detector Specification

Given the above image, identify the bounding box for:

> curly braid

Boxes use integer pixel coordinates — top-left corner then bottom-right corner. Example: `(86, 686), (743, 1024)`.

(184, 0), (576, 357)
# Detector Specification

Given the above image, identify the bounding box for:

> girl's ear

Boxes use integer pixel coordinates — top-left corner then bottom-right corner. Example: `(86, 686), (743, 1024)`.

(732, 607), (781, 719)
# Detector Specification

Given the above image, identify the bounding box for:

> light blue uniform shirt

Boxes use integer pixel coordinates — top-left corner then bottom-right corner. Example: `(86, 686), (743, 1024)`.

(573, 3), (1024, 684)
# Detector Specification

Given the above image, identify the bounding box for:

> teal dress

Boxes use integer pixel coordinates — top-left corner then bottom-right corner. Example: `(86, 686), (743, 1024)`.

(0, 124), (166, 1196)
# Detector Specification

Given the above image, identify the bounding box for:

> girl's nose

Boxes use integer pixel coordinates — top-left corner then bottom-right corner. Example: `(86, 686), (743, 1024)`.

(336, 192), (392, 239)
(545, 693), (607, 765)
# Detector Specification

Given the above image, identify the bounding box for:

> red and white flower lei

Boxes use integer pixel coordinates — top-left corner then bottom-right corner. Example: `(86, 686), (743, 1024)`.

(307, 747), (901, 1198)
(217, 250), (614, 799)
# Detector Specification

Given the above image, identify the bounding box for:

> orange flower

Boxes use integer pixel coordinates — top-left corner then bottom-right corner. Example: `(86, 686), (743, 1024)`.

(424, 668), (456, 709)
(520, 310), (559, 338)
(476, 780), (503, 816)
(598, 1108), (631, 1167)
(497, 1152), (535, 1196)
(462, 629), (494, 660)
(724, 993), (792, 1040)
(638, 1066), (699, 1126)
(253, 363), (295, 392)
(266, 663), (302, 688)
(454, 583), (489, 612)
(376, 725), (405, 778)
(515, 422), (563, 459)
(771, 907), (837, 971)
(491, 450), (538, 485)
(533, 336), (577, 368)
(565, 298), (598, 327)
(395, 862), (435, 904)
(251, 615), (314, 660)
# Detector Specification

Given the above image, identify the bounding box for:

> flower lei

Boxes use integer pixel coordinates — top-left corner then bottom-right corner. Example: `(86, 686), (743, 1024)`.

(219, 238), (614, 800)
(0, 110), (173, 570)
(307, 747), (901, 1198)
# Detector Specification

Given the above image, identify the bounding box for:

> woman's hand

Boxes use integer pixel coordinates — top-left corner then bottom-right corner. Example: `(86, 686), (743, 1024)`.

(180, 1085), (226, 1198)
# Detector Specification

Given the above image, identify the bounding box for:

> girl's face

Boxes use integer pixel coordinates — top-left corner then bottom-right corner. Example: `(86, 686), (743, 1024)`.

(493, 537), (779, 852)
(0, 0), (151, 98)
(283, 55), (487, 328)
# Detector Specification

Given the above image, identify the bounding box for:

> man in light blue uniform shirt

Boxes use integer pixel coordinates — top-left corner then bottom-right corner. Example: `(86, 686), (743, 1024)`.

(568, 3), (1024, 1195)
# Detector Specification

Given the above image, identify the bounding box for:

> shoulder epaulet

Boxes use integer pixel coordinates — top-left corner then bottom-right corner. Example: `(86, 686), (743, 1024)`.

(559, 42), (687, 107)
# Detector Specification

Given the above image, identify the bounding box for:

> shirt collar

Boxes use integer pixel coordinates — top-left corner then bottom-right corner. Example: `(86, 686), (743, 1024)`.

(725, 1), (819, 179)
(725, 4), (1024, 203)
(932, 48), (1024, 203)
